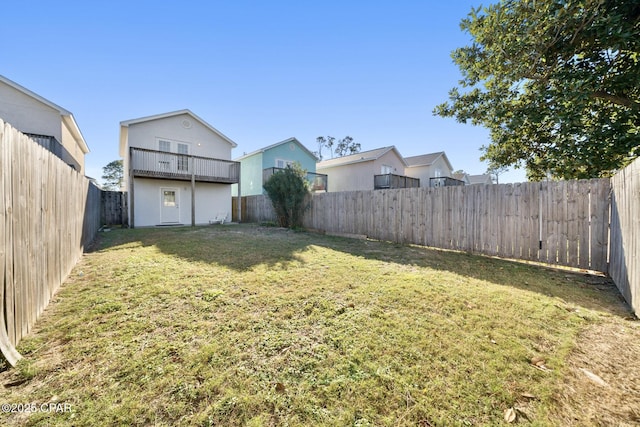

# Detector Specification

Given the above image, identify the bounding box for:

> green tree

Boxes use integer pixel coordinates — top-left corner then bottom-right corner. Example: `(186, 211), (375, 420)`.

(316, 136), (360, 160)
(101, 160), (123, 190)
(434, 0), (640, 180)
(263, 164), (310, 228)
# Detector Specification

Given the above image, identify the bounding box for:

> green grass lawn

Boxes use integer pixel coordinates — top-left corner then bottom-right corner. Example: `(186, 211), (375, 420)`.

(0, 224), (632, 426)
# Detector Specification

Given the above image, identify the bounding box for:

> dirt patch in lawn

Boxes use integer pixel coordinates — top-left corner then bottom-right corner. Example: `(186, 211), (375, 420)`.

(549, 316), (640, 426)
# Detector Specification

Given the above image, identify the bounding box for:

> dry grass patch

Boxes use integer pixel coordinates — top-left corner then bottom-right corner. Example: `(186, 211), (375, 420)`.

(549, 319), (640, 426)
(0, 224), (635, 426)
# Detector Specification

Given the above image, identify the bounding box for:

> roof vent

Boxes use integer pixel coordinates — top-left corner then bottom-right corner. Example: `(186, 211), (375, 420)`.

(182, 119), (192, 129)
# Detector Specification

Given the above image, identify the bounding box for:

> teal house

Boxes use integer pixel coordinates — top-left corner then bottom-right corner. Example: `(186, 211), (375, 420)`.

(233, 137), (327, 196)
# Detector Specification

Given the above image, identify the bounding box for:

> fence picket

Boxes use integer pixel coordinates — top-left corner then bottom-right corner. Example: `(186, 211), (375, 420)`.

(0, 120), (101, 364)
(235, 164), (637, 315)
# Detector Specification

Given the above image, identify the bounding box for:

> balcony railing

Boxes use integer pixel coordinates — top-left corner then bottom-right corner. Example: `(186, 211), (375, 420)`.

(374, 174), (420, 190)
(25, 133), (80, 171)
(429, 177), (465, 187)
(263, 167), (329, 192)
(130, 147), (239, 184)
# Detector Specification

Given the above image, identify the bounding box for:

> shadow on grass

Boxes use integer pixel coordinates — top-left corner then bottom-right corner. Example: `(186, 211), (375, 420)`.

(91, 223), (633, 318)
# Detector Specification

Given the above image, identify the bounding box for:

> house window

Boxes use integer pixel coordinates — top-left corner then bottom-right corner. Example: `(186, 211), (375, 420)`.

(159, 140), (171, 152)
(157, 139), (191, 172)
(177, 143), (189, 171)
(275, 159), (293, 169)
(381, 164), (393, 174)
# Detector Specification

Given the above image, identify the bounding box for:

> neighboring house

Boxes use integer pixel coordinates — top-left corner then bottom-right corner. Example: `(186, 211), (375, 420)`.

(233, 137), (327, 196)
(452, 172), (471, 185)
(119, 109), (240, 227)
(317, 146), (417, 192)
(0, 74), (89, 173)
(468, 174), (494, 185)
(404, 152), (463, 187)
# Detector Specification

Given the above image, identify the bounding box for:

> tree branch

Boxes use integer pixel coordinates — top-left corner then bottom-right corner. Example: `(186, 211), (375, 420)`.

(590, 91), (639, 108)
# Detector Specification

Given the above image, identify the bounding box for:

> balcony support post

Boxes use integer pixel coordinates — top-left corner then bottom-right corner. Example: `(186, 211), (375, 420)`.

(237, 168), (242, 223)
(191, 156), (196, 227)
(129, 147), (135, 228)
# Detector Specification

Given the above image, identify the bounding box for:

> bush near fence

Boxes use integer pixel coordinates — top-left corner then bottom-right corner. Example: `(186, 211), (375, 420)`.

(235, 158), (640, 316)
(1, 120), (101, 365)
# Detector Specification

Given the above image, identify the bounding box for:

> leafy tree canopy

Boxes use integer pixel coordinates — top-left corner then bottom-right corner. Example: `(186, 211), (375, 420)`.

(434, 0), (640, 180)
(101, 160), (123, 190)
(263, 164), (310, 228)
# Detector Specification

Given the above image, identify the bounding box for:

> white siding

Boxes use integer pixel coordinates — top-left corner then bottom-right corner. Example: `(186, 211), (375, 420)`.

(126, 113), (232, 160)
(133, 178), (232, 227)
(124, 112), (235, 227)
(0, 82), (62, 141)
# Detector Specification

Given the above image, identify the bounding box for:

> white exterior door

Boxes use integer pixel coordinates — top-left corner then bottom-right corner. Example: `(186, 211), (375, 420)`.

(161, 188), (180, 223)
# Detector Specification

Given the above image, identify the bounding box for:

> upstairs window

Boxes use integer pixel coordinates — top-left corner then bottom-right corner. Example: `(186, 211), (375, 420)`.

(159, 140), (171, 152)
(177, 143), (189, 171)
(275, 159), (294, 169)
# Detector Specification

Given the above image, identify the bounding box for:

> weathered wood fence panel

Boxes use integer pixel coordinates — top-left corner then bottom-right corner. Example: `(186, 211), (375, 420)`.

(236, 169), (638, 315)
(233, 195), (277, 224)
(609, 157), (640, 316)
(101, 190), (128, 226)
(237, 180), (611, 272)
(1, 120), (101, 364)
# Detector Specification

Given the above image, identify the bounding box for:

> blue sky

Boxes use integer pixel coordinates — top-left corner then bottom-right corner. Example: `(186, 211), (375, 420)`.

(2, 0), (527, 184)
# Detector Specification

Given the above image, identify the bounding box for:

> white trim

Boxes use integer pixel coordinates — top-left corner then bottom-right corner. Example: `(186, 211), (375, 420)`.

(234, 137), (318, 161)
(120, 109), (237, 147)
(0, 74), (89, 154)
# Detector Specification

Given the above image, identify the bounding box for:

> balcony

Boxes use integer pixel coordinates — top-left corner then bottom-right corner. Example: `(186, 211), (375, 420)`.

(130, 147), (239, 184)
(263, 167), (329, 192)
(374, 174), (420, 190)
(26, 133), (80, 171)
(429, 177), (465, 187)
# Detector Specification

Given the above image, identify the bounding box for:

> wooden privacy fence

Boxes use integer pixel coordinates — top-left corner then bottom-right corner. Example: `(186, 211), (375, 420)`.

(1, 120), (101, 365)
(609, 158), (640, 316)
(237, 171), (640, 316)
(236, 179), (611, 271)
(306, 180), (611, 272)
(101, 190), (128, 226)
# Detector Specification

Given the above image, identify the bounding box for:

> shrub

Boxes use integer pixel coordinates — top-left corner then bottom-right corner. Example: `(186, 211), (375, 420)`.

(263, 164), (310, 228)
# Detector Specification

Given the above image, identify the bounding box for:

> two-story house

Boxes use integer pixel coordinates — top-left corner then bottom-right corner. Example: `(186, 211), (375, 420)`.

(404, 152), (464, 187)
(119, 110), (240, 227)
(234, 137), (327, 196)
(316, 146), (418, 192)
(0, 74), (89, 173)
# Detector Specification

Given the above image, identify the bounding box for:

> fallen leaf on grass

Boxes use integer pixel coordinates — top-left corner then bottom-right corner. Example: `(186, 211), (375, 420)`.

(579, 368), (608, 387)
(504, 407), (517, 423)
(4, 379), (28, 388)
(520, 392), (536, 400)
(530, 356), (552, 372)
(531, 356), (545, 366)
(275, 382), (286, 393)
